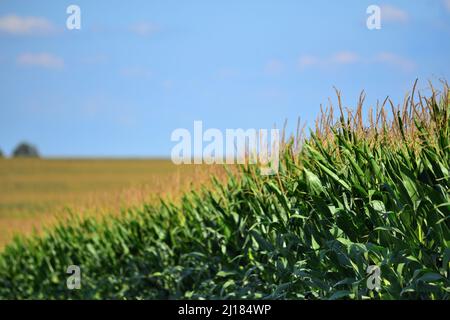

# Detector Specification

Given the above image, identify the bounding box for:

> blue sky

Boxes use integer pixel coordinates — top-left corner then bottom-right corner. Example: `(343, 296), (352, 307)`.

(0, 0), (449, 157)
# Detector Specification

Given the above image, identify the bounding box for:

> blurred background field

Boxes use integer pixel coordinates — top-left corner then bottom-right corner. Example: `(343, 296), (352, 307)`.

(0, 158), (225, 247)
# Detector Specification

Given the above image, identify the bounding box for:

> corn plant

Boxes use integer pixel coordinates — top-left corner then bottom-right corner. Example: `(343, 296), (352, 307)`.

(0, 81), (448, 299)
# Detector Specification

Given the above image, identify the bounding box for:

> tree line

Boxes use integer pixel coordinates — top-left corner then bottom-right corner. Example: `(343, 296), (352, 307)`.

(0, 142), (40, 158)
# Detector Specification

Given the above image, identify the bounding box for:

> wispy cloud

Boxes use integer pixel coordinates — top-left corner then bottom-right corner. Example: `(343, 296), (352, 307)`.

(129, 22), (159, 36)
(374, 52), (415, 72)
(17, 53), (64, 69)
(264, 59), (284, 75)
(298, 51), (415, 72)
(298, 51), (359, 69)
(0, 15), (56, 35)
(380, 5), (409, 23)
(298, 55), (320, 68)
(331, 51), (360, 64)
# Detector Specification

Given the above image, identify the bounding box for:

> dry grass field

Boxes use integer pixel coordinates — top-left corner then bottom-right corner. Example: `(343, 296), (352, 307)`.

(0, 158), (226, 247)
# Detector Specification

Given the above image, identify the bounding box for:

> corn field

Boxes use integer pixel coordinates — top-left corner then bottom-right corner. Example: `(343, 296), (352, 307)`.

(0, 81), (449, 299)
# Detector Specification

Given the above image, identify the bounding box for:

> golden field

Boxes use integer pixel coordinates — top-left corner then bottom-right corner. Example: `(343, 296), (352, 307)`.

(0, 158), (226, 248)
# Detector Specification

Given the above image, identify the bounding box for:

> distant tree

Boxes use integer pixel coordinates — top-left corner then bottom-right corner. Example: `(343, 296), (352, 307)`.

(12, 142), (40, 158)
(0, 148), (3, 158)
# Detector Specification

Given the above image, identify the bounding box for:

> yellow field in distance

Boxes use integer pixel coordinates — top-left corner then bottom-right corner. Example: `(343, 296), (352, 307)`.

(0, 158), (226, 248)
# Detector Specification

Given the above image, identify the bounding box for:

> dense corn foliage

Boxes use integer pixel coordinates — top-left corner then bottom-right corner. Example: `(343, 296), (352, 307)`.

(0, 83), (449, 299)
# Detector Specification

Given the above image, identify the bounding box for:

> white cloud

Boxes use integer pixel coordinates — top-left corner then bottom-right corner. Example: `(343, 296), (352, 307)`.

(380, 5), (409, 23)
(17, 53), (64, 69)
(129, 22), (159, 36)
(298, 55), (320, 68)
(375, 52), (415, 71)
(332, 51), (359, 64)
(264, 59), (284, 75)
(0, 15), (56, 35)
(297, 51), (414, 72)
(298, 51), (359, 69)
